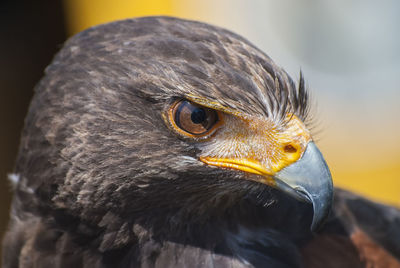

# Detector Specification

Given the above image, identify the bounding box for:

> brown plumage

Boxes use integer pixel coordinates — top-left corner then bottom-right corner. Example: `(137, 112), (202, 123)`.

(302, 189), (400, 268)
(2, 16), (400, 268)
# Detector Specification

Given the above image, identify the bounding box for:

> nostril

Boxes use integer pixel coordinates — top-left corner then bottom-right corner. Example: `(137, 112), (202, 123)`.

(284, 144), (297, 153)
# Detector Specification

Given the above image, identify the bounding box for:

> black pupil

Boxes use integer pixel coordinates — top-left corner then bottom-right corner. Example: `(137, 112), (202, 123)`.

(191, 108), (206, 124)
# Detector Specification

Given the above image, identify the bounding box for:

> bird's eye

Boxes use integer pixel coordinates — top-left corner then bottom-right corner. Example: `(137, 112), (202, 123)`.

(169, 100), (220, 137)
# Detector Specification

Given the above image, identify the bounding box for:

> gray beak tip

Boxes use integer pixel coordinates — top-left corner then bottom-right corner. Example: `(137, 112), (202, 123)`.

(274, 142), (334, 231)
(309, 191), (333, 232)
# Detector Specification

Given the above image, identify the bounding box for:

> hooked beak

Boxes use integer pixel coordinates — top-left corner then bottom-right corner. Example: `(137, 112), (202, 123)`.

(198, 112), (333, 231)
(274, 142), (333, 231)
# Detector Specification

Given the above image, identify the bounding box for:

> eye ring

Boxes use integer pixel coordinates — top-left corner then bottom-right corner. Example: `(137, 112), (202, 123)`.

(168, 100), (223, 138)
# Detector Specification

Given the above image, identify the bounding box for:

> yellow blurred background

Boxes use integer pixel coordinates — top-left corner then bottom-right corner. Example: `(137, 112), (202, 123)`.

(63, 0), (400, 205)
(1, 0), (399, 258)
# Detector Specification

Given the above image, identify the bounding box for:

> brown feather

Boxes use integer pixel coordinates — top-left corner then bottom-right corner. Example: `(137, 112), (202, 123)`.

(350, 228), (400, 268)
(301, 189), (400, 268)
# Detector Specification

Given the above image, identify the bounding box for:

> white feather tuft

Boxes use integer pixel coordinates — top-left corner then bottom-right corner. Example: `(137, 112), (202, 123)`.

(8, 173), (20, 188)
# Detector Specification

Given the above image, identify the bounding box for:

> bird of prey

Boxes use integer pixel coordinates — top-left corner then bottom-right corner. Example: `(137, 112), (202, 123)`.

(2, 16), (400, 268)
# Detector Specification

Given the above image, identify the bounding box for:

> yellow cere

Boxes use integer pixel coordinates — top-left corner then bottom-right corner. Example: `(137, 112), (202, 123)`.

(199, 113), (312, 180)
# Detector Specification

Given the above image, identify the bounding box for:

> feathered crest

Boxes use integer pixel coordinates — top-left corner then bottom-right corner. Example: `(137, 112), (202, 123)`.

(259, 68), (311, 129)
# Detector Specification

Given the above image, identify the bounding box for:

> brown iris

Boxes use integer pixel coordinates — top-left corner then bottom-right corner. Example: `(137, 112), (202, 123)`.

(170, 100), (219, 136)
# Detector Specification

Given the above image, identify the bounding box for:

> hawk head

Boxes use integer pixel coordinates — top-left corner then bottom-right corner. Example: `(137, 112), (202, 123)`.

(14, 17), (332, 252)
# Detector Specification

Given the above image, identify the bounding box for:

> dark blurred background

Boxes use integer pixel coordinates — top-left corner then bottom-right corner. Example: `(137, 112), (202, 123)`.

(0, 0), (66, 259)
